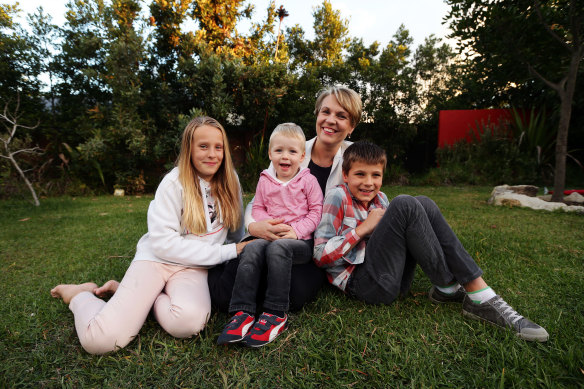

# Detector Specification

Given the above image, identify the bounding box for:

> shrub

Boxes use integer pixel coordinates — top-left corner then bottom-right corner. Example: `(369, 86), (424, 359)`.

(238, 132), (270, 192)
(429, 120), (539, 185)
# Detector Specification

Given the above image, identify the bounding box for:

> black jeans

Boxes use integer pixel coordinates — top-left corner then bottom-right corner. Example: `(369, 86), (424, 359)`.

(208, 239), (325, 313)
(347, 195), (483, 305)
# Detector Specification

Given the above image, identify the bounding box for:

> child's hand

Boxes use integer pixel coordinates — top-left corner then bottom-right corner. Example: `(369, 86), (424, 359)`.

(236, 239), (255, 254)
(356, 208), (385, 237)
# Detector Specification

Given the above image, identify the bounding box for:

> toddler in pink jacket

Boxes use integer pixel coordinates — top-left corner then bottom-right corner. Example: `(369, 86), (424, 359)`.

(217, 123), (323, 347)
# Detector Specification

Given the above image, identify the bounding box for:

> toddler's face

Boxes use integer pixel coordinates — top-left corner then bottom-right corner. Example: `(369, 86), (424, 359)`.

(269, 135), (305, 182)
(342, 161), (384, 206)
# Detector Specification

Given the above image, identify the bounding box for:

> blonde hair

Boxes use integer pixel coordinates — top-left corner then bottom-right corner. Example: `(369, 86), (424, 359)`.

(314, 86), (362, 127)
(176, 116), (241, 235)
(269, 123), (306, 151)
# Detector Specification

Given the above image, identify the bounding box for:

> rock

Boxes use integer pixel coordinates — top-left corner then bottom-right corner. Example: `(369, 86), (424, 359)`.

(506, 185), (539, 197)
(564, 192), (584, 204)
(500, 198), (522, 207)
(488, 185), (538, 204)
(489, 185), (584, 213)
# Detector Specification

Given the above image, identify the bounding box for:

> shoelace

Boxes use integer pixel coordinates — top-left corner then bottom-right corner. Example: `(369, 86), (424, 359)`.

(493, 297), (523, 325)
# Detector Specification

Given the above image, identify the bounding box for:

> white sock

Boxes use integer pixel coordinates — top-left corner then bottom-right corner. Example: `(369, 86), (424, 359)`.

(467, 286), (496, 304)
(435, 282), (461, 295)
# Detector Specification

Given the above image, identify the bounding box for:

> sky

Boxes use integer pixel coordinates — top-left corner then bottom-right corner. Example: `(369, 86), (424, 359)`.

(7, 0), (454, 50)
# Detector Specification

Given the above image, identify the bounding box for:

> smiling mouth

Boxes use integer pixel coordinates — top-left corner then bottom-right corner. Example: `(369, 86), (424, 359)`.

(321, 127), (337, 135)
(279, 163), (291, 169)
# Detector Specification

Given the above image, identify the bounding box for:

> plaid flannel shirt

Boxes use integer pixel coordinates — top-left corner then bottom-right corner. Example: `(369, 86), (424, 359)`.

(313, 183), (389, 291)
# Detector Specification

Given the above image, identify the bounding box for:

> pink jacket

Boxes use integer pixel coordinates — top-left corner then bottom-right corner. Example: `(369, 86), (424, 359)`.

(252, 166), (323, 240)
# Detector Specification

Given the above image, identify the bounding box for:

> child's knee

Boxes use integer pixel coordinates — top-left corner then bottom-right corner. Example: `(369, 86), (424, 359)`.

(415, 195), (437, 210)
(391, 194), (419, 213)
(162, 305), (210, 338)
(79, 331), (134, 355)
(266, 240), (290, 257)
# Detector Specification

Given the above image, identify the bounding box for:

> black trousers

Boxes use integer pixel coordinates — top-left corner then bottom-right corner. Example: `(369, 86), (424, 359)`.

(347, 195), (483, 305)
(208, 254), (326, 313)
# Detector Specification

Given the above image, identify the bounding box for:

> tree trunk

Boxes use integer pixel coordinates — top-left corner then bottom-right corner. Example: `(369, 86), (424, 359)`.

(550, 49), (580, 202)
(8, 152), (40, 206)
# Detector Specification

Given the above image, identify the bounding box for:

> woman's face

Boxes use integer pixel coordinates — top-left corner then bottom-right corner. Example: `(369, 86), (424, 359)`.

(191, 125), (224, 181)
(315, 94), (354, 148)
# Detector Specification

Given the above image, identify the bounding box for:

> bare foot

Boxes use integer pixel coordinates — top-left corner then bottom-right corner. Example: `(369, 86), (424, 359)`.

(50, 282), (98, 304)
(94, 280), (120, 298)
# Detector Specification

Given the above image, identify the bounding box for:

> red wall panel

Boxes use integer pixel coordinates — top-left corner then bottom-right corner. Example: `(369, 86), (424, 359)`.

(438, 109), (513, 148)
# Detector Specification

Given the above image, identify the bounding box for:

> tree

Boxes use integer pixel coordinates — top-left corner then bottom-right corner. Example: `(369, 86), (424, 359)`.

(0, 94), (42, 206)
(446, 0), (584, 201)
(191, 0), (277, 62)
(285, 0), (350, 70)
(27, 8), (59, 116)
(361, 26), (418, 164)
(53, 0), (110, 146)
(274, 5), (289, 59)
(0, 4), (42, 114)
(311, 0), (350, 67)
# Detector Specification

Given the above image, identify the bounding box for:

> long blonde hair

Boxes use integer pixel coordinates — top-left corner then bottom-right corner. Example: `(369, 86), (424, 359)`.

(176, 116), (241, 235)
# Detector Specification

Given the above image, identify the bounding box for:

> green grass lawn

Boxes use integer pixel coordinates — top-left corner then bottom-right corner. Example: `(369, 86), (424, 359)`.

(1, 187), (583, 387)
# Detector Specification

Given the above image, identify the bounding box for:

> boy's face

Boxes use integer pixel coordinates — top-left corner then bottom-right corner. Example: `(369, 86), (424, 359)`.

(342, 161), (384, 206)
(269, 134), (305, 182)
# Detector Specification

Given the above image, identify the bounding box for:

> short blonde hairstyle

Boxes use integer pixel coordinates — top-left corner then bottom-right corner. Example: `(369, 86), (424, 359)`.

(268, 123), (306, 151)
(175, 116), (241, 235)
(314, 86), (362, 127)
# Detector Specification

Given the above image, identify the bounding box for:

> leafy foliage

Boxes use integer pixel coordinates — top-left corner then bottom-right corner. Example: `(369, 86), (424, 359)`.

(445, 0), (584, 198)
(430, 120), (540, 185)
(2, 0), (582, 197)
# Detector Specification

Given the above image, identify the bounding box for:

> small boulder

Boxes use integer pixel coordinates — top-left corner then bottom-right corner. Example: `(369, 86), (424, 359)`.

(506, 185), (539, 197)
(564, 192), (584, 205)
(489, 185), (584, 213)
(488, 185), (538, 204)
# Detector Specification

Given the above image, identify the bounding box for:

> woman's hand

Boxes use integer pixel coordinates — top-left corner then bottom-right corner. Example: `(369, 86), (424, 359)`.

(248, 219), (290, 241)
(277, 226), (298, 240)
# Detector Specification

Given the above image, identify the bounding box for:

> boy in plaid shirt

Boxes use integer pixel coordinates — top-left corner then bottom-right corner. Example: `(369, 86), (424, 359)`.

(313, 141), (548, 342)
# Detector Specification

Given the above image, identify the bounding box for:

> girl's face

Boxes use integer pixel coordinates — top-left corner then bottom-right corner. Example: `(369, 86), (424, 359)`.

(191, 125), (224, 181)
(315, 94), (355, 148)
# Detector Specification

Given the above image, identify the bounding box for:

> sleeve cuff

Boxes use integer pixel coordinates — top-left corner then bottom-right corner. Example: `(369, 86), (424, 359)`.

(348, 229), (360, 244)
(221, 243), (238, 262)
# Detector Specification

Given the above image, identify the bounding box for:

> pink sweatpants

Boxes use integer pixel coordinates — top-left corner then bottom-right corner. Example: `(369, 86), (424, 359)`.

(69, 260), (211, 355)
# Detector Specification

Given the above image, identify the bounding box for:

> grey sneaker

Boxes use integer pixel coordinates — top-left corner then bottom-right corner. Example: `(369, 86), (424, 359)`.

(462, 295), (549, 342)
(428, 285), (466, 304)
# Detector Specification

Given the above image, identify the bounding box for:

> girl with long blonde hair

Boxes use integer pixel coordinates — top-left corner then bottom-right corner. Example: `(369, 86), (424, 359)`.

(51, 116), (252, 355)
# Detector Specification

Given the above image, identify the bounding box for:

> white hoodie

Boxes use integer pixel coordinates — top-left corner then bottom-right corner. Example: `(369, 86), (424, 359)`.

(133, 167), (244, 268)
